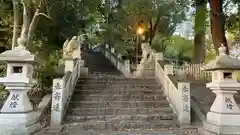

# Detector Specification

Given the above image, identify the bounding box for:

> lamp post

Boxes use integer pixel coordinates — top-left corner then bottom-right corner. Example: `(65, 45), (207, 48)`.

(136, 26), (144, 65)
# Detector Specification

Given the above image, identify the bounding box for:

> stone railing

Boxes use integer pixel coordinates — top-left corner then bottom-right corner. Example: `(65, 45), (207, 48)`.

(93, 44), (131, 77)
(134, 42), (191, 125)
(155, 62), (191, 125)
(173, 63), (211, 81)
(173, 63), (240, 82)
(50, 36), (83, 127)
(50, 58), (81, 126)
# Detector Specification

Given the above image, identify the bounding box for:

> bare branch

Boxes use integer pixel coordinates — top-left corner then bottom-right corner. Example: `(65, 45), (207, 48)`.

(20, 1), (31, 41)
(27, 9), (40, 47)
(27, 9), (52, 48)
(38, 13), (52, 20)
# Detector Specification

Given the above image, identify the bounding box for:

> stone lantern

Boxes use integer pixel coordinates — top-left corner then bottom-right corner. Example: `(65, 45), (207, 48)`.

(0, 39), (40, 134)
(201, 45), (240, 135)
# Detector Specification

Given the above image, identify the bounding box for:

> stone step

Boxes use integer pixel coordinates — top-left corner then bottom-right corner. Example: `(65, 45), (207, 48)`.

(73, 89), (164, 95)
(59, 129), (199, 135)
(78, 79), (157, 85)
(68, 107), (174, 114)
(86, 67), (118, 70)
(86, 66), (117, 69)
(70, 101), (170, 108)
(63, 120), (177, 131)
(79, 76), (156, 80)
(76, 84), (161, 90)
(65, 115), (176, 123)
(88, 73), (125, 76)
(66, 108), (174, 120)
(71, 94), (166, 101)
(87, 68), (119, 71)
(84, 75), (156, 80)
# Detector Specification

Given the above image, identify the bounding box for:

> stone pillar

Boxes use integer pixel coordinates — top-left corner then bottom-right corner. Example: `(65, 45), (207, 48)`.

(111, 48), (115, 53)
(155, 52), (164, 62)
(124, 60), (131, 77)
(110, 48), (115, 65)
(178, 82), (191, 125)
(117, 54), (122, 60)
(72, 45), (81, 60)
(51, 78), (64, 126)
(105, 44), (109, 49)
(163, 64), (174, 96)
(164, 64), (174, 75)
(105, 44), (109, 58)
(64, 58), (74, 73)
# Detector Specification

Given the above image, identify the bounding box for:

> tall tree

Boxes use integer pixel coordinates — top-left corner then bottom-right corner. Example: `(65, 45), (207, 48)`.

(12, 0), (20, 49)
(209, 0), (229, 54)
(193, 0), (207, 63)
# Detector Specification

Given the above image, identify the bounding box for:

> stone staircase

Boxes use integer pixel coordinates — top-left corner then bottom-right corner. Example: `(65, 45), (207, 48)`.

(60, 51), (196, 135)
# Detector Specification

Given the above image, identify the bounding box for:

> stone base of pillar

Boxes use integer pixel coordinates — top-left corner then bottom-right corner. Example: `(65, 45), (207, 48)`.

(133, 68), (154, 78)
(0, 112), (41, 135)
(80, 60), (85, 67)
(202, 112), (240, 135)
(80, 67), (88, 76)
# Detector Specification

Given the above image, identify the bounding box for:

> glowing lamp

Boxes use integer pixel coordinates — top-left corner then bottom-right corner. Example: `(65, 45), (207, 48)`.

(137, 27), (144, 35)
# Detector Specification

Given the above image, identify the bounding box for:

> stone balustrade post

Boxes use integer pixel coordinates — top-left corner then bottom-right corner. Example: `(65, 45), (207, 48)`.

(64, 58), (74, 73)
(124, 60), (131, 77)
(72, 45), (81, 60)
(51, 78), (65, 126)
(111, 48), (115, 54)
(105, 44), (109, 49)
(154, 52), (164, 75)
(105, 44), (109, 58)
(164, 64), (174, 75)
(155, 52), (164, 62)
(178, 82), (191, 125)
(117, 54), (122, 60)
(163, 64), (174, 96)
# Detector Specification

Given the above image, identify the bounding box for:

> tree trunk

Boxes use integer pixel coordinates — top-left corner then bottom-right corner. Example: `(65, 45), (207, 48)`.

(20, 1), (31, 45)
(238, 4), (240, 35)
(27, 9), (40, 48)
(209, 0), (229, 54)
(192, 0), (207, 63)
(12, 0), (20, 49)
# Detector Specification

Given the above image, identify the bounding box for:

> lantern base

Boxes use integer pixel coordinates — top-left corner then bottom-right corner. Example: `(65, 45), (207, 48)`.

(0, 112), (41, 135)
(202, 112), (240, 135)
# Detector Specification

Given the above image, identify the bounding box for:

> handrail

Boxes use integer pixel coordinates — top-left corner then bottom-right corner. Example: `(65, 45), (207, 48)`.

(62, 59), (81, 117)
(100, 45), (131, 77)
(149, 44), (191, 125)
(105, 47), (125, 63)
(155, 59), (191, 125)
(155, 62), (179, 114)
(51, 59), (81, 125)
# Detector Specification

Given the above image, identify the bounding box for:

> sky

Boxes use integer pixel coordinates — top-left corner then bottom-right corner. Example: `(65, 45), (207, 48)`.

(174, 2), (238, 40)
(174, 7), (194, 39)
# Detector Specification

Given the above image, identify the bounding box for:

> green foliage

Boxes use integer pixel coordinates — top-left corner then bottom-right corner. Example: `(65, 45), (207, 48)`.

(0, 0), (13, 49)
(164, 35), (193, 64)
(151, 34), (169, 52)
(37, 49), (62, 88)
(93, 0), (189, 54)
(0, 64), (7, 100)
(226, 12), (239, 35)
(205, 44), (217, 63)
(0, 84), (7, 100)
